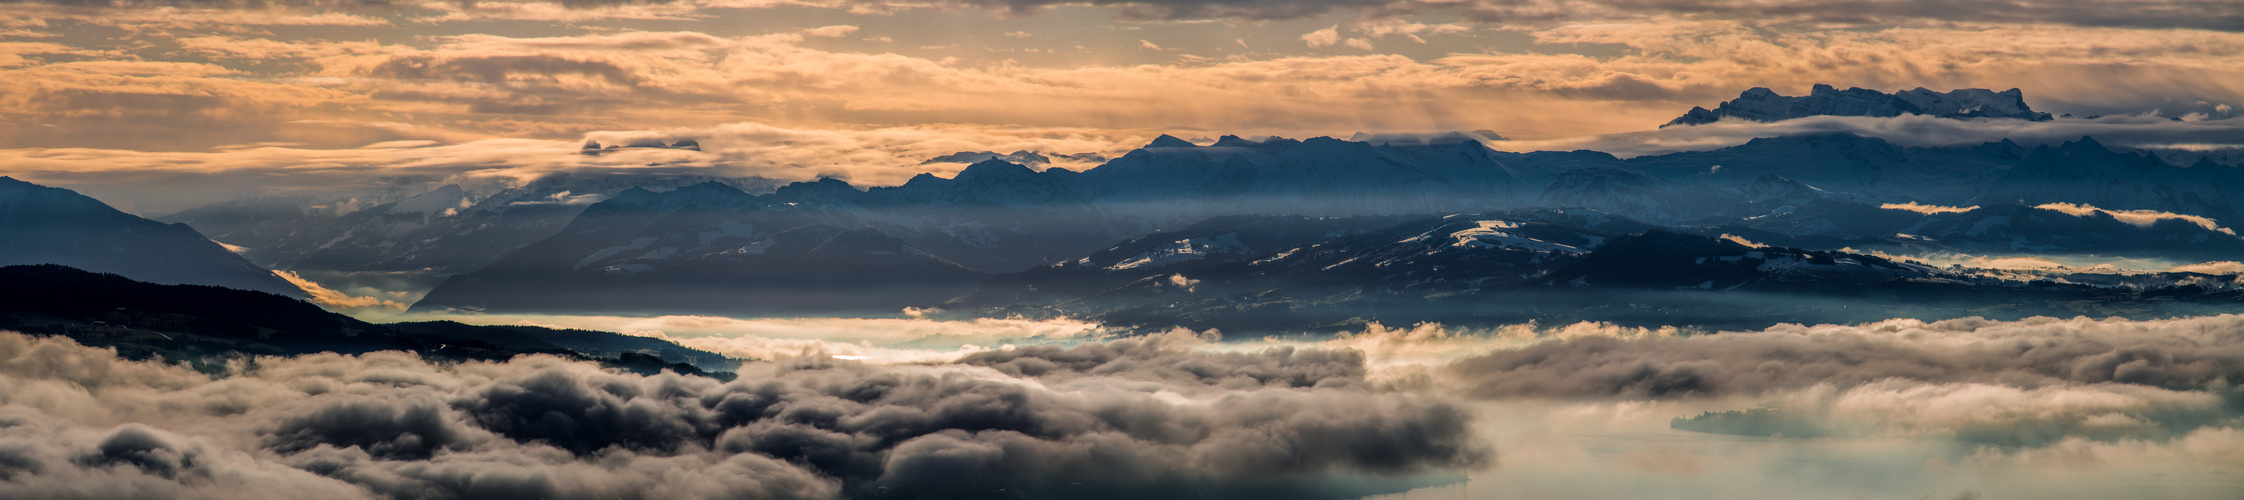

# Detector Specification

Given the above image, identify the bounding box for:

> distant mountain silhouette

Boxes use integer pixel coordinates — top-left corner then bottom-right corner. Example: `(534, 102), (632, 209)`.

(0, 264), (732, 376)
(0, 176), (304, 297)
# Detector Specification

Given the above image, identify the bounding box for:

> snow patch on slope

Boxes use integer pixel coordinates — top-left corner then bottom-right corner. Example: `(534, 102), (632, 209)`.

(1108, 233), (1249, 270)
(1448, 220), (1586, 253)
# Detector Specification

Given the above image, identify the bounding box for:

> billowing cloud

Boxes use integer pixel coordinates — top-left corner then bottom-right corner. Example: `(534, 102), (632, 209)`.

(1367, 314), (2244, 459)
(0, 330), (1489, 498)
(1440, 314), (2244, 399)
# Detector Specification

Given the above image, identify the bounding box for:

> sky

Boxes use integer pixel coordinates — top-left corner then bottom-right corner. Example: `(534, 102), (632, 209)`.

(2, 0), (2243, 213)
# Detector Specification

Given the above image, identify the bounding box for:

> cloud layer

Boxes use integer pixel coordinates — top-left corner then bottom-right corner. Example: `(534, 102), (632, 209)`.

(8, 308), (2244, 498)
(0, 330), (1487, 499)
(1440, 314), (2244, 399)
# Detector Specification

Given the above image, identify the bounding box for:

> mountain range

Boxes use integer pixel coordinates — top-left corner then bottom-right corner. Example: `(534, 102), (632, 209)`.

(1665, 84), (2055, 126)
(950, 210), (2243, 331)
(11, 84), (2242, 333)
(395, 127), (2241, 318)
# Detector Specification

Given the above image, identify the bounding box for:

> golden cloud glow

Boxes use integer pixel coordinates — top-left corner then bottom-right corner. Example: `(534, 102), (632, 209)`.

(1, 3), (2241, 210)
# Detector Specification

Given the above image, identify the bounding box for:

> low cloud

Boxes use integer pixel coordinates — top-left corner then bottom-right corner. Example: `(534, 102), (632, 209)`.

(0, 330), (1488, 498)
(273, 270), (409, 312)
(2035, 202), (2239, 236)
(368, 312), (1116, 363)
(7, 310), (2244, 496)
(1440, 314), (2244, 400)
(2170, 261), (2244, 275)
(1881, 202), (1977, 215)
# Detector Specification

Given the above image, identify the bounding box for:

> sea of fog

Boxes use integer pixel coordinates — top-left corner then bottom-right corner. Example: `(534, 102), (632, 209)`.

(4, 312), (2238, 499)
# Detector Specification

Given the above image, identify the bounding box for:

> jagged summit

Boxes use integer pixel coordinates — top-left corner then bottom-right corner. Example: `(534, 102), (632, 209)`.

(1145, 134), (1198, 148)
(1665, 84), (2055, 127)
(1350, 130), (1506, 145)
(922, 150), (1051, 166)
(580, 137), (703, 155)
(954, 159), (1040, 180)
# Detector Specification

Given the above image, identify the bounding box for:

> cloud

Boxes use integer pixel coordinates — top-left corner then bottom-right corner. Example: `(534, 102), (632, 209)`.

(369, 312), (1115, 363)
(1350, 18), (1470, 42)
(2034, 202), (2239, 236)
(0, 330), (1488, 498)
(1440, 314), (2244, 400)
(957, 331), (1377, 393)
(1881, 202), (1977, 214)
(1799, 379), (2226, 443)
(1961, 426), (2244, 468)
(9, 20), (2244, 159)
(272, 270), (409, 312)
(929, 0), (2244, 31)
(2170, 261), (2244, 275)
(3, 6), (2242, 224)
(1359, 314), (2244, 457)
(3, 0), (2241, 32)
(1301, 25), (1339, 48)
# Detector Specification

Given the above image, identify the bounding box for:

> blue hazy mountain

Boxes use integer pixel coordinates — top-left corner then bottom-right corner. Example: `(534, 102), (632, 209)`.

(158, 173), (782, 276)
(1665, 84), (2055, 127)
(395, 129), (2244, 319)
(124, 84), (2242, 323)
(0, 176), (305, 298)
(409, 181), (994, 316)
(951, 212), (2240, 332)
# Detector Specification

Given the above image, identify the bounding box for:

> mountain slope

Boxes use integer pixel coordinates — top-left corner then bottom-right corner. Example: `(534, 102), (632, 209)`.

(0, 177), (305, 298)
(953, 213), (2242, 332)
(0, 264), (730, 375)
(410, 182), (991, 315)
(159, 173), (780, 276)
